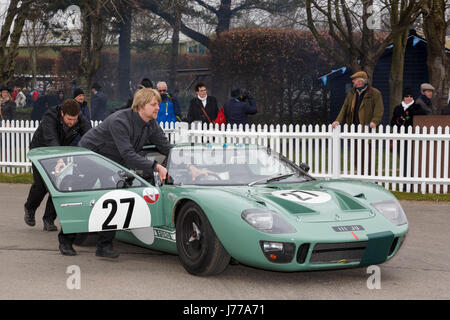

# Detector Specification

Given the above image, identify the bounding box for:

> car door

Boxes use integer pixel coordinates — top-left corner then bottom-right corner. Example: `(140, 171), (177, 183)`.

(28, 146), (165, 234)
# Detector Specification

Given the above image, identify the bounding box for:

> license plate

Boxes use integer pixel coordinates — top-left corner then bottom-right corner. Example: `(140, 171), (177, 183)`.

(332, 225), (365, 232)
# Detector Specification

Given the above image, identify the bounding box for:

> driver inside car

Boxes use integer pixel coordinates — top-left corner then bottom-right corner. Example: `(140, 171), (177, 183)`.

(188, 165), (215, 181)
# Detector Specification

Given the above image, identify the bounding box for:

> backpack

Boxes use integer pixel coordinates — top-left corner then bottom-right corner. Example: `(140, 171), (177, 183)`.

(215, 107), (226, 125)
(32, 91), (39, 102)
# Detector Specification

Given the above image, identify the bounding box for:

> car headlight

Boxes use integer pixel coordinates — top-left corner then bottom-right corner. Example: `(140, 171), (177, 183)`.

(371, 200), (408, 226)
(241, 209), (296, 234)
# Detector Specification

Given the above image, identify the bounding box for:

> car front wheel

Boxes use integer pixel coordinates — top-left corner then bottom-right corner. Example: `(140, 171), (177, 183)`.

(176, 202), (230, 276)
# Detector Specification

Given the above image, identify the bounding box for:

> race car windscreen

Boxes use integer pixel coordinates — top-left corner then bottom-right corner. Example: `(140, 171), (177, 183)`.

(167, 145), (312, 186)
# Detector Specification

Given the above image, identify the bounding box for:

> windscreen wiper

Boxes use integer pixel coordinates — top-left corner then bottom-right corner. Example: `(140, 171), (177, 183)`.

(248, 173), (295, 187)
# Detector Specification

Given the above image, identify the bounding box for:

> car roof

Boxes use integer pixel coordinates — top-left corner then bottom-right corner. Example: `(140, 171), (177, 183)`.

(28, 146), (92, 160)
(143, 143), (266, 151)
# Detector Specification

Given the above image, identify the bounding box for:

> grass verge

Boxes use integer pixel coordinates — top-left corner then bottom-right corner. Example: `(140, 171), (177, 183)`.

(0, 173), (33, 184)
(392, 191), (450, 202)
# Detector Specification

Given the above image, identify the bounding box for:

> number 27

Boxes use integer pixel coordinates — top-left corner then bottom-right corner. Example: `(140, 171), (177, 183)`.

(102, 198), (135, 230)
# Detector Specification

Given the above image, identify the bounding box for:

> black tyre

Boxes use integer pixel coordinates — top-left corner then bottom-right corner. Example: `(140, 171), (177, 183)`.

(176, 202), (230, 276)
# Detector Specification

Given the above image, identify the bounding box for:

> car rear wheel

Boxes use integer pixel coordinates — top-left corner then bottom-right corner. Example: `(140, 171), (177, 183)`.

(176, 202), (230, 276)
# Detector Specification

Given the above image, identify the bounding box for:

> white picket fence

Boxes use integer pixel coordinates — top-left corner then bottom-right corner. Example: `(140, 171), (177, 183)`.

(1, 120), (449, 194)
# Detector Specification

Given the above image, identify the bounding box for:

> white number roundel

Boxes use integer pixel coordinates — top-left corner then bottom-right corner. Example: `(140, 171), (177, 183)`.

(88, 190), (151, 232)
(271, 190), (331, 204)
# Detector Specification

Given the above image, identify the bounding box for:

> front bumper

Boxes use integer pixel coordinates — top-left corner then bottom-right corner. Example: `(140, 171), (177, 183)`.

(230, 226), (408, 272)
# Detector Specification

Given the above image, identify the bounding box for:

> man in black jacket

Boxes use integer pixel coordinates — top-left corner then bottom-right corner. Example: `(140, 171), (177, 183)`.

(90, 82), (108, 121)
(0, 86), (16, 121)
(24, 99), (91, 231)
(58, 88), (171, 258)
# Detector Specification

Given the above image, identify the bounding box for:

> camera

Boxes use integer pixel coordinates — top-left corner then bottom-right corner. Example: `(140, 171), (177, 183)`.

(239, 89), (251, 102)
(231, 87), (252, 103)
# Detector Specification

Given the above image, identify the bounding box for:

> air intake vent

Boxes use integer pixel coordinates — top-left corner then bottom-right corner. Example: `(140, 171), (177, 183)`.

(388, 237), (399, 256)
(296, 243), (310, 264)
(310, 241), (368, 264)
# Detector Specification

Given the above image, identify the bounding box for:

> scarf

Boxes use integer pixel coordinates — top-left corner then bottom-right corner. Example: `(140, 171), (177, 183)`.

(356, 84), (368, 94)
(402, 100), (415, 111)
(198, 95), (207, 107)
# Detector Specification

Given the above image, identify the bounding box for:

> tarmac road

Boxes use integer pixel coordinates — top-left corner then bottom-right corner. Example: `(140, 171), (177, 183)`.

(0, 183), (449, 300)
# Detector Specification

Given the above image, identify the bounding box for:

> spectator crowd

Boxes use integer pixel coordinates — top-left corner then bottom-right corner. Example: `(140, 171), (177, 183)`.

(0, 78), (262, 127)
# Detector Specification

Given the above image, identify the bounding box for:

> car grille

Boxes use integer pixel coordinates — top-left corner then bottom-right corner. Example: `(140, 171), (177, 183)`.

(309, 241), (368, 264)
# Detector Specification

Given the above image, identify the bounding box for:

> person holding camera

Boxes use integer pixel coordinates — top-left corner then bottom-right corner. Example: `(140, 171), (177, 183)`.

(223, 88), (257, 126)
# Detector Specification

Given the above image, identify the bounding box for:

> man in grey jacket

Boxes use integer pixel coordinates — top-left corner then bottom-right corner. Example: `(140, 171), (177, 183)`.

(58, 88), (171, 258)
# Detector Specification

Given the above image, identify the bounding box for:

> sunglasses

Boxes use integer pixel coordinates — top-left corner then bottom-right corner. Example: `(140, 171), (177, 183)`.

(158, 89), (167, 93)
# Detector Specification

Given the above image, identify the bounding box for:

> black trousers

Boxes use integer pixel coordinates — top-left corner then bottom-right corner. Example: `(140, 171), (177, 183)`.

(24, 165), (57, 222)
(58, 230), (116, 249)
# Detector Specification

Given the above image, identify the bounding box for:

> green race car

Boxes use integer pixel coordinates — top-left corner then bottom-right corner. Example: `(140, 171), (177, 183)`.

(28, 143), (408, 276)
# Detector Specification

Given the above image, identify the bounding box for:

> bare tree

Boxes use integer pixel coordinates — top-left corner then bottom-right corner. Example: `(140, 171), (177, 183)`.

(117, 2), (133, 101)
(21, 3), (53, 90)
(137, 0), (302, 49)
(305, 0), (419, 82)
(421, 0), (449, 114)
(385, 1), (422, 117)
(0, 0), (29, 87)
(135, 0), (302, 101)
(168, 0), (184, 93)
(77, 0), (106, 109)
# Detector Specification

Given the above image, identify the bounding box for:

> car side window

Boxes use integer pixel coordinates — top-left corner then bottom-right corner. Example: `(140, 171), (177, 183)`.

(39, 155), (143, 192)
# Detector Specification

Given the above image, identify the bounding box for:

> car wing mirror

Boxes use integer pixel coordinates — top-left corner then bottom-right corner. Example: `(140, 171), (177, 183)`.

(299, 163), (310, 173)
(118, 170), (135, 187)
(116, 180), (126, 189)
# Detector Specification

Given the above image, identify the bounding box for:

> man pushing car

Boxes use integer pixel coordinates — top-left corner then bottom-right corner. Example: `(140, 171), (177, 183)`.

(58, 88), (172, 258)
(24, 99), (91, 232)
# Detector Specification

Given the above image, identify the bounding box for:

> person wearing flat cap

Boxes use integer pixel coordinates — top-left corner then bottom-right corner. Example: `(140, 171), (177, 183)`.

(331, 71), (384, 130)
(415, 83), (434, 115)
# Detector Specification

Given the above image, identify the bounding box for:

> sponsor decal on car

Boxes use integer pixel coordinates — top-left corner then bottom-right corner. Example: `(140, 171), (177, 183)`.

(154, 228), (176, 242)
(143, 187), (159, 204)
(130, 227), (176, 245)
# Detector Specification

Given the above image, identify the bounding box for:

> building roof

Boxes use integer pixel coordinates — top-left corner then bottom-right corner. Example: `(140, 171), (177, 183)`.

(319, 33), (450, 86)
